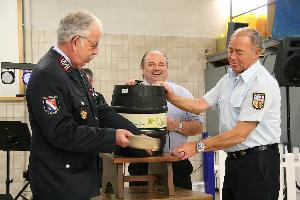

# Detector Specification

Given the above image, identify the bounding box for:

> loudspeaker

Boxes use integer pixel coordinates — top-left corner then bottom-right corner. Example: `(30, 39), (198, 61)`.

(226, 22), (249, 46)
(274, 37), (300, 87)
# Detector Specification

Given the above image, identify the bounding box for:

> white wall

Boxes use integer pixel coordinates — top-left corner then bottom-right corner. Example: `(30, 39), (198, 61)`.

(27, 0), (227, 37)
(0, 0), (21, 97)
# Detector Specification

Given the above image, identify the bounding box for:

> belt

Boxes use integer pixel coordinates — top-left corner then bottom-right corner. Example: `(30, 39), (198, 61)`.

(227, 143), (278, 159)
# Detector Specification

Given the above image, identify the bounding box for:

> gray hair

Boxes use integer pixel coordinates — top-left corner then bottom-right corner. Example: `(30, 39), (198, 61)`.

(231, 27), (264, 53)
(57, 11), (101, 43)
(140, 50), (168, 69)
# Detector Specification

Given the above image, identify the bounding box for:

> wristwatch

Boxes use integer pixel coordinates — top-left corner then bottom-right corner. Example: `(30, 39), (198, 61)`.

(177, 121), (183, 132)
(196, 141), (205, 152)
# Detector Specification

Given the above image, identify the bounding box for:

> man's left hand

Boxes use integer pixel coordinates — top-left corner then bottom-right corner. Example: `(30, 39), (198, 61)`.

(167, 117), (180, 132)
(172, 141), (197, 160)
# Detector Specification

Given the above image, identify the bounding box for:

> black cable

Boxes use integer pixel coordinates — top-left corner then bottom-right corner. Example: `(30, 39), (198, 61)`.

(168, 131), (170, 151)
(262, 53), (275, 65)
(283, 186), (287, 200)
(296, 181), (300, 190)
(260, 53), (276, 75)
(191, 162), (203, 174)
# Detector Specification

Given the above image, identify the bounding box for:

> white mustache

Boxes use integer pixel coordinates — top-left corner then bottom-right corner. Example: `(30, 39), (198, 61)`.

(86, 56), (94, 63)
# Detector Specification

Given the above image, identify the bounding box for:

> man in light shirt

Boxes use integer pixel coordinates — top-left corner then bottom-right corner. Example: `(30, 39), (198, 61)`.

(161, 27), (281, 200)
(128, 50), (203, 189)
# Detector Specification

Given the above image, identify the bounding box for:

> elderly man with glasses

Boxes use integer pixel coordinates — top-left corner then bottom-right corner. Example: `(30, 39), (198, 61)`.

(26, 11), (142, 200)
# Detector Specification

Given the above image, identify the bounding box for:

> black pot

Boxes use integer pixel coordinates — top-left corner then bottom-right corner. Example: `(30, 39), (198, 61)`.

(111, 85), (167, 114)
(111, 84), (168, 156)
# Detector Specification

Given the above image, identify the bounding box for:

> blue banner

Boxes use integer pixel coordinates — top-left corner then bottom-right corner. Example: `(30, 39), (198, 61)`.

(272, 0), (300, 39)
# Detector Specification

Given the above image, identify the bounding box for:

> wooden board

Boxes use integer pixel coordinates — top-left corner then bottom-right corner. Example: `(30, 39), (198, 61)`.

(100, 153), (181, 164)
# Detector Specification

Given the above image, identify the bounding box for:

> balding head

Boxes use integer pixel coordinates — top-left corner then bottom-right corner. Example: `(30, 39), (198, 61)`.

(141, 51), (168, 69)
(230, 27), (264, 53)
(140, 50), (169, 84)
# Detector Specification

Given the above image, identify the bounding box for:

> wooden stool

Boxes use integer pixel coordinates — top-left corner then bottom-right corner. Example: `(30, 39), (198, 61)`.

(100, 153), (181, 199)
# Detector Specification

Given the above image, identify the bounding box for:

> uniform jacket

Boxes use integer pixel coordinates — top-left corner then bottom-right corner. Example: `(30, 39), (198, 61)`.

(26, 48), (141, 200)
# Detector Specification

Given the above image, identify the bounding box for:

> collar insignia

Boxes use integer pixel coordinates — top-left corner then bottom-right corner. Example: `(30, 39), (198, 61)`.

(252, 93), (265, 110)
(43, 96), (60, 114)
(59, 57), (72, 73)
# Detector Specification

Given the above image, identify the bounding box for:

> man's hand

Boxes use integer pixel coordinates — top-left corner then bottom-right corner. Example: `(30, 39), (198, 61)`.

(125, 79), (144, 85)
(172, 141), (197, 160)
(125, 79), (136, 85)
(167, 117), (180, 132)
(115, 129), (134, 147)
(153, 81), (173, 100)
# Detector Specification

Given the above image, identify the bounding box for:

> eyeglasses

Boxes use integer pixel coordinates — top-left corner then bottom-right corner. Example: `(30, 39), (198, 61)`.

(79, 36), (99, 48)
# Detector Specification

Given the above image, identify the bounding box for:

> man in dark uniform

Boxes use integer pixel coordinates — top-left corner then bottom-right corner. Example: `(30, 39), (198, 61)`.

(81, 67), (109, 189)
(26, 11), (141, 200)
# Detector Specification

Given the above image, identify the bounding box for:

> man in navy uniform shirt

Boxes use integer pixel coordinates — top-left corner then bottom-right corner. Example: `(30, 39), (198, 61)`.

(26, 11), (141, 200)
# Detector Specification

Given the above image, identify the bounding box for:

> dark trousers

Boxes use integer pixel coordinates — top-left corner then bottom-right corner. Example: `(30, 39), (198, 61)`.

(128, 159), (193, 190)
(222, 147), (280, 200)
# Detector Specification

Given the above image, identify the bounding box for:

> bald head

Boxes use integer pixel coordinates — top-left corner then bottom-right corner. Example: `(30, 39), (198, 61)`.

(141, 51), (168, 69)
(140, 50), (169, 84)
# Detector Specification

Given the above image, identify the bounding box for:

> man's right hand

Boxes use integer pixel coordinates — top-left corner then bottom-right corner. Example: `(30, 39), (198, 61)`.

(126, 79), (144, 85)
(125, 79), (136, 85)
(115, 129), (133, 147)
(153, 81), (173, 100)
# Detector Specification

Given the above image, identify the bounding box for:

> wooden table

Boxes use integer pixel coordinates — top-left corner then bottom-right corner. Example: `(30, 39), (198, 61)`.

(93, 186), (212, 200)
(100, 153), (182, 199)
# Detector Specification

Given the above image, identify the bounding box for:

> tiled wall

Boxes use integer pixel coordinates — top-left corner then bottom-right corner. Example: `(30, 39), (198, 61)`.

(0, 29), (215, 195)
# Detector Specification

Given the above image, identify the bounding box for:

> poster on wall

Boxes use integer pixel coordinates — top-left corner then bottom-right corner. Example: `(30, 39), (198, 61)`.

(0, 0), (22, 98)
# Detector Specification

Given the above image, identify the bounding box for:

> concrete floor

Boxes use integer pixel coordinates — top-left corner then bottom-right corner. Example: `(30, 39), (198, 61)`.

(192, 182), (219, 200)
(91, 182), (217, 200)
(192, 183), (300, 200)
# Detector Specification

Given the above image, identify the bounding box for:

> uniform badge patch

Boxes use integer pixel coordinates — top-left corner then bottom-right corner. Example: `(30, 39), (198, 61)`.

(43, 96), (60, 114)
(80, 108), (88, 120)
(252, 93), (265, 110)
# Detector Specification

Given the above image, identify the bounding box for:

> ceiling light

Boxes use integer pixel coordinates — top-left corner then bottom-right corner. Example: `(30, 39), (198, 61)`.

(22, 70), (32, 85)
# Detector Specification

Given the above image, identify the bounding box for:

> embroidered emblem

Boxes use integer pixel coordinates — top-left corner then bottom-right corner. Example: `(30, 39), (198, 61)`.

(43, 96), (60, 114)
(252, 93), (265, 110)
(80, 108), (88, 120)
